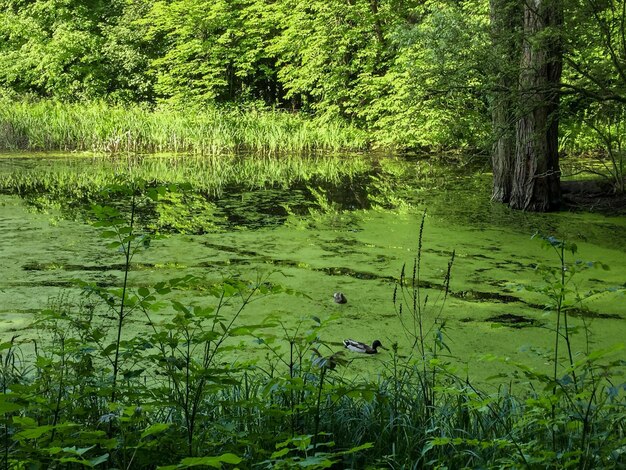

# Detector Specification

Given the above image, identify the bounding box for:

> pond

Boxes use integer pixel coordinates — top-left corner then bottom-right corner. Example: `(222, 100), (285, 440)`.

(1, 152), (624, 382)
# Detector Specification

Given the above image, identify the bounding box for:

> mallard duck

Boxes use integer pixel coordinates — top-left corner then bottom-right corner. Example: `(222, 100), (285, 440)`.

(333, 292), (347, 304)
(343, 339), (384, 354)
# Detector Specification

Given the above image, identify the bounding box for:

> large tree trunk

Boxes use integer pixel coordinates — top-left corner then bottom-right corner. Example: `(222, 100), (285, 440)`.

(491, 98), (515, 203)
(510, 0), (562, 211)
(490, 0), (521, 203)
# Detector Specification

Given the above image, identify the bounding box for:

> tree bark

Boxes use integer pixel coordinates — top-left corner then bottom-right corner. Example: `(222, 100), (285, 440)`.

(510, 0), (563, 211)
(490, 0), (522, 203)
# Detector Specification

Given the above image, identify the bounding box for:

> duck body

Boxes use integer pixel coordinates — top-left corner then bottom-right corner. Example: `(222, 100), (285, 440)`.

(333, 292), (347, 304)
(343, 339), (384, 354)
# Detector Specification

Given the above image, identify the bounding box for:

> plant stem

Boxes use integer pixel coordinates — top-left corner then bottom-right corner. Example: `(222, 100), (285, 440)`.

(50, 336), (65, 442)
(111, 189), (136, 405)
(312, 366), (327, 451)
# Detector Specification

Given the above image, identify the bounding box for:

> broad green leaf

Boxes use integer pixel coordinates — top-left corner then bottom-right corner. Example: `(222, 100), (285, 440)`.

(89, 453), (109, 466)
(58, 457), (91, 466)
(12, 416), (36, 427)
(222, 283), (237, 297)
(147, 187), (159, 201)
(62, 446), (95, 456)
(140, 423), (171, 440)
(179, 453), (242, 467)
(340, 442), (374, 455)
(296, 455), (334, 468)
(15, 425), (54, 439)
(0, 400), (23, 413)
(270, 447), (290, 459)
(122, 368), (145, 379)
(100, 230), (118, 239)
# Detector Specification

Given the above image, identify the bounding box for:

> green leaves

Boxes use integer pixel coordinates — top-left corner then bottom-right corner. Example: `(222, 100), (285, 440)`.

(0, 396), (24, 414)
(143, 0), (278, 106)
(46, 446), (109, 467)
(533, 232), (578, 255)
(140, 423), (171, 440)
(157, 453), (242, 469)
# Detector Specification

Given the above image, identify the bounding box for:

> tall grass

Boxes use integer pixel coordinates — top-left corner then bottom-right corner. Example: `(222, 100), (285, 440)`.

(0, 99), (370, 154)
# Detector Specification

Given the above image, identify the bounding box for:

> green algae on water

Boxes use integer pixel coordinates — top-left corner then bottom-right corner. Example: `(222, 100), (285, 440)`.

(0, 152), (624, 383)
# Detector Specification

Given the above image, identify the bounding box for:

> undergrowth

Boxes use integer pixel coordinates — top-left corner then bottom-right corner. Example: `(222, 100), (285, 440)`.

(0, 182), (624, 469)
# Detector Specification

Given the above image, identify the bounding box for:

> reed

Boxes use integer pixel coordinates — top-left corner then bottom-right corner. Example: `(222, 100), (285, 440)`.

(0, 99), (370, 154)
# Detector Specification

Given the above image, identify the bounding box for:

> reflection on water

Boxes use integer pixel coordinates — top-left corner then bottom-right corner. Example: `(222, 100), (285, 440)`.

(4, 153), (623, 245)
(1, 152), (625, 379)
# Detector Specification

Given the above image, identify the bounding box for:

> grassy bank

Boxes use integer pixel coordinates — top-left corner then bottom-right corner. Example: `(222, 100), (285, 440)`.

(0, 99), (370, 155)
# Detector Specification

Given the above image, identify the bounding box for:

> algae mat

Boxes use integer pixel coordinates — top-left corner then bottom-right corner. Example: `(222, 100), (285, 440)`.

(0, 153), (625, 382)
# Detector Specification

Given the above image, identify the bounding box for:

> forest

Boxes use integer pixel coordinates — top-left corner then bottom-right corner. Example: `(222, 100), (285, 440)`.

(1, 0), (625, 207)
(0, 0), (626, 468)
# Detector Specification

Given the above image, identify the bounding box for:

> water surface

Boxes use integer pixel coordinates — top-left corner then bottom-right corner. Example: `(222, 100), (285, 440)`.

(1, 152), (624, 381)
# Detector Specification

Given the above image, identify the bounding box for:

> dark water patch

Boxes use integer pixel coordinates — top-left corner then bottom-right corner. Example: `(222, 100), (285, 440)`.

(11, 280), (81, 288)
(562, 179), (626, 215)
(484, 246), (502, 251)
(512, 303), (622, 319)
(496, 260), (529, 269)
(493, 261), (529, 273)
(453, 289), (521, 303)
(567, 308), (622, 320)
(317, 264), (450, 291)
(396, 279), (443, 290)
(253, 258), (304, 269)
(422, 247), (456, 256)
(320, 248), (361, 257)
(22, 262), (160, 272)
(214, 187), (294, 229)
(327, 237), (362, 247)
(318, 238), (376, 258)
(304, 173), (374, 211)
(11, 279), (120, 288)
(0, 308), (41, 314)
(486, 313), (540, 328)
(318, 266), (395, 281)
(197, 259), (251, 267)
(196, 247), (401, 282)
(468, 253), (496, 260)
(196, 252), (308, 268)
